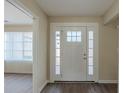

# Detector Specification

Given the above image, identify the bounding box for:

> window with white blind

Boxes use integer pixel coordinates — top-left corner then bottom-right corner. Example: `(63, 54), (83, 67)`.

(4, 32), (33, 61)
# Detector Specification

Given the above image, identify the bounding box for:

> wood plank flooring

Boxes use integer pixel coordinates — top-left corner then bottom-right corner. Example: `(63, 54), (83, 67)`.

(4, 74), (118, 93)
(41, 83), (118, 93)
(4, 74), (32, 93)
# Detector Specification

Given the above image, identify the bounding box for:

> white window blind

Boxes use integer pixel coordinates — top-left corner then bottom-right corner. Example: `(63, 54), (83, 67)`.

(4, 32), (32, 61)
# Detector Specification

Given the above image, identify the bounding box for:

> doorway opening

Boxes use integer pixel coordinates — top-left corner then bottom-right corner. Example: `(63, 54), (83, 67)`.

(4, 0), (39, 93)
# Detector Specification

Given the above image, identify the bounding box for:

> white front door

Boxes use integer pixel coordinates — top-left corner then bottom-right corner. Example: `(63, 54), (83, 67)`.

(51, 23), (98, 82)
(61, 27), (87, 81)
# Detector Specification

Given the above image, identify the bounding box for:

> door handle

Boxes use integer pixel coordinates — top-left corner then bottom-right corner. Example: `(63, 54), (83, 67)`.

(83, 53), (87, 56)
(83, 53), (87, 60)
(83, 57), (87, 60)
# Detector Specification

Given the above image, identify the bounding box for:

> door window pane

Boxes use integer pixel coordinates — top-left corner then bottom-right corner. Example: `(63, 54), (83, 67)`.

(72, 32), (76, 36)
(56, 57), (60, 65)
(67, 37), (71, 42)
(56, 65), (60, 75)
(56, 35), (60, 39)
(56, 49), (60, 57)
(89, 49), (93, 57)
(88, 66), (93, 75)
(88, 57), (93, 66)
(67, 31), (81, 42)
(77, 32), (81, 36)
(67, 31), (71, 36)
(72, 37), (76, 42)
(56, 40), (60, 48)
(77, 37), (81, 42)
(89, 31), (93, 39)
(89, 40), (93, 48)
(56, 31), (60, 36)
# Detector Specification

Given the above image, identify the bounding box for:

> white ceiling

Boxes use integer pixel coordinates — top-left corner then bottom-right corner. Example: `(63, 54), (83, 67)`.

(4, 1), (33, 25)
(36, 0), (116, 16)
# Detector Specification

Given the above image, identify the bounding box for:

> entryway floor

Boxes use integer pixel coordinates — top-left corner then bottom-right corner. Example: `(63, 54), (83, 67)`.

(41, 83), (118, 93)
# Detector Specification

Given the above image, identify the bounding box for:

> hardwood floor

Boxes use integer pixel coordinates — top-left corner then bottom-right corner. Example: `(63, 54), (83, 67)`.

(4, 74), (32, 93)
(4, 74), (118, 93)
(41, 83), (118, 93)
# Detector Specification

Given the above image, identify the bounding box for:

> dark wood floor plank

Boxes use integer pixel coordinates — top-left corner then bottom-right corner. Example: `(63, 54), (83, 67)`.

(41, 83), (118, 93)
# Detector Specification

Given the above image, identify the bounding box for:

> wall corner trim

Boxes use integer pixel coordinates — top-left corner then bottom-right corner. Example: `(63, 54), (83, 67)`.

(98, 80), (118, 83)
(39, 80), (49, 93)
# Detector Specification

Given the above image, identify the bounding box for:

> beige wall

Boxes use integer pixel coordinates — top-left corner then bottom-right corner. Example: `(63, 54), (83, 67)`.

(4, 61), (32, 73)
(99, 24), (118, 80)
(5, 24), (33, 32)
(4, 25), (33, 74)
(48, 16), (118, 81)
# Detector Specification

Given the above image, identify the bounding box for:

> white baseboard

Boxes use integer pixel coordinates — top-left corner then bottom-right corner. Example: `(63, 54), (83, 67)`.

(98, 80), (118, 83)
(39, 80), (49, 93)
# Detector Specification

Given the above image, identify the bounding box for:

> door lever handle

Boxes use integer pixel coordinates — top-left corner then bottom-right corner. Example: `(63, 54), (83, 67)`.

(83, 53), (87, 60)
(83, 57), (87, 60)
(83, 53), (87, 56)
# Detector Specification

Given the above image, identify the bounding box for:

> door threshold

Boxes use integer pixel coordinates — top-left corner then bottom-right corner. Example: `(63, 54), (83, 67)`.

(54, 81), (95, 83)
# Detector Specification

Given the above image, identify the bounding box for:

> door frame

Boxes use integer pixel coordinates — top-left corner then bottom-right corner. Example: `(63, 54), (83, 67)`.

(50, 23), (99, 82)
(5, 0), (40, 93)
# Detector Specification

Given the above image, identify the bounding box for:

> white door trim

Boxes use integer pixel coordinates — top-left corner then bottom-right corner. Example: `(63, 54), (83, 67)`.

(50, 23), (99, 82)
(6, 0), (40, 93)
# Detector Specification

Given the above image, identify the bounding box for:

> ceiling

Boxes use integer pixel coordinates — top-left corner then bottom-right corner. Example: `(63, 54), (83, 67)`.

(36, 0), (116, 16)
(4, 1), (33, 25)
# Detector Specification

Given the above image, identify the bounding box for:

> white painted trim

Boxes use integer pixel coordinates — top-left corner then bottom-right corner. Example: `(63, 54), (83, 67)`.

(50, 23), (99, 82)
(98, 80), (118, 83)
(33, 18), (40, 93)
(39, 80), (49, 93)
(103, 0), (119, 24)
(6, 0), (33, 19)
(51, 23), (98, 27)
(94, 24), (99, 83)
(6, 0), (37, 19)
